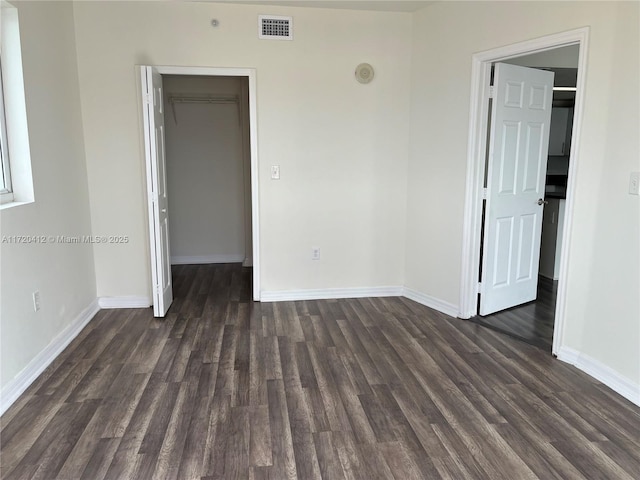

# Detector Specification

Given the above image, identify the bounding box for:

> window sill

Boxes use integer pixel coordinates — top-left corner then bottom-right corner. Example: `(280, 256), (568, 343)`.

(0, 198), (33, 210)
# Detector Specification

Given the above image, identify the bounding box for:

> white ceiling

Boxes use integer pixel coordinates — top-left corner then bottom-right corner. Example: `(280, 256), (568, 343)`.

(208, 0), (434, 13)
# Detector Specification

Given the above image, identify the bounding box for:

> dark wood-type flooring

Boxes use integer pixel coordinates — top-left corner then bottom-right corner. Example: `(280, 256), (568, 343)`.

(2, 264), (639, 479)
(470, 276), (557, 351)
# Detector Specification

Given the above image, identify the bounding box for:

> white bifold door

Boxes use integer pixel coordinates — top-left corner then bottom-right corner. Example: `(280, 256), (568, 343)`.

(140, 66), (173, 317)
(479, 63), (555, 316)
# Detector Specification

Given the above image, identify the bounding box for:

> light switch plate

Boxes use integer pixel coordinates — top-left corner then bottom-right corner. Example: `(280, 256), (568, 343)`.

(271, 165), (280, 180)
(33, 291), (41, 312)
(630, 172), (639, 195)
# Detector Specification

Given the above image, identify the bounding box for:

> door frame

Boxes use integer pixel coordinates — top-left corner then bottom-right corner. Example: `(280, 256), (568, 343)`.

(458, 27), (589, 356)
(141, 65), (261, 301)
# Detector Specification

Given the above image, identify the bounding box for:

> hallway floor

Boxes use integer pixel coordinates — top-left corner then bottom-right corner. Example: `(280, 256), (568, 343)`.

(470, 276), (557, 351)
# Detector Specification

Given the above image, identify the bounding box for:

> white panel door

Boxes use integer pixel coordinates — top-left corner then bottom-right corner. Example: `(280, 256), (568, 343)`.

(141, 66), (173, 317)
(480, 63), (554, 316)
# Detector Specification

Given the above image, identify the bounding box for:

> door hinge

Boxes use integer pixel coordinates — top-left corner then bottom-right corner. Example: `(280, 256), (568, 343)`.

(482, 188), (488, 199)
(488, 86), (495, 98)
(145, 93), (152, 105)
(478, 281), (482, 293)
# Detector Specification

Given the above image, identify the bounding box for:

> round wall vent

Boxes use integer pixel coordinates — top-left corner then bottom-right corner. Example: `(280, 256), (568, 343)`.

(355, 63), (374, 84)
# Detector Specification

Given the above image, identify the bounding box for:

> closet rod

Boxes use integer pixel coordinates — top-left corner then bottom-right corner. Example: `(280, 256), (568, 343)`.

(168, 94), (240, 123)
(168, 95), (239, 104)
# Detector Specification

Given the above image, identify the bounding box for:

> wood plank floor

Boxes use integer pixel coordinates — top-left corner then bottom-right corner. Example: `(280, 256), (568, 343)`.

(470, 276), (557, 351)
(2, 263), (639, 479)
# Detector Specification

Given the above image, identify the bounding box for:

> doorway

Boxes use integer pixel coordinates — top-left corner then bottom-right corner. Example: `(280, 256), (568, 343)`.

(459, 28), (589, 356)
(472, 49), (578, 351)
(163, 75), (252, 267)
(140, 66), (261, 316)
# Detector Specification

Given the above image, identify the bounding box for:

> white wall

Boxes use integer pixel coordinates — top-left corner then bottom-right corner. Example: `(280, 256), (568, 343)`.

(163, 75), (249, 264)
(0, 1), (96, 391)
(407, 1), (639, 387)
(73, 1), (412, 297)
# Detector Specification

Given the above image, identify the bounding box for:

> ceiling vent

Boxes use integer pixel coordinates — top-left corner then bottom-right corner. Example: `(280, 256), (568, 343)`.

(258, 15), (293, 40)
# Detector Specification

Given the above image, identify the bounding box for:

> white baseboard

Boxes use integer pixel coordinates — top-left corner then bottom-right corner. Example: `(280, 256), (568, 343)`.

(260, 285), (459, 319)
(260, 286), (404, 302)
(557, 346), (640, 407)
(0, 299), (100, 415)
(98, 296), (151, 309)
(171, 254), (244, 265)
(402, 287), (459, 318)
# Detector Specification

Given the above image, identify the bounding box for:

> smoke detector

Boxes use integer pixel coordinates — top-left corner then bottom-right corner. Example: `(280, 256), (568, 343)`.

(355, 63), (375, 84)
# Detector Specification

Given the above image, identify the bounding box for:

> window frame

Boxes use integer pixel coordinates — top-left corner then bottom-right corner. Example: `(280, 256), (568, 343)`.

(0, 58), (13, 200)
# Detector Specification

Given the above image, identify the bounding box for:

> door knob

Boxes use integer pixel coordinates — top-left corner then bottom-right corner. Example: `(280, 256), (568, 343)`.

(537, 198), (548, 206)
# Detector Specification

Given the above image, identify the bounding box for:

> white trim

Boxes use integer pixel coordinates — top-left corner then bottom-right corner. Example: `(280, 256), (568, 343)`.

(402, 287), (459, 318)
(0, 299), (99, 415)
(139, 66), (161, 316)
(551, 30), (589, 356)
(557, 347), (640, 407)
(261, 286), (403, 302)
(0, 3), (34, 205)
(261, 285), (460, 320)
(0, 58), (13, 195)
(98, 296), (151, 309)
(155, 66), (251, 77)
(171, 254), (244, 265)
(459, 53), (491, 319)
(0, 198), (31, 210)
(247, 70), (261, 301)
(142, 65), (261, 302)
(458, 27), (590, 359)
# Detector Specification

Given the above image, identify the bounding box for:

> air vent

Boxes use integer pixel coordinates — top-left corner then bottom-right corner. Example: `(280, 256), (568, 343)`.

(258, 15), (293, 40)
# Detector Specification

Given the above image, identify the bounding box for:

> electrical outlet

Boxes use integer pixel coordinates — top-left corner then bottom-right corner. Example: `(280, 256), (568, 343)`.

(271, 165), (280, 180)
(629, 172), (639, 195)
(32, 291), (41, 312)
(312, 247), (320, 260)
